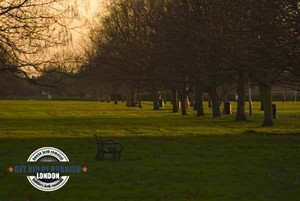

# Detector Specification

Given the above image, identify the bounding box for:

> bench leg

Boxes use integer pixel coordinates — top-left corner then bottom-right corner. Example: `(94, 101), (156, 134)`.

(96, 150), (121, 161)
(95, 150), (100, 160)
(112, 153), (117, 161)
(112, 152), (121, 161)
(100, 152), (104, 160)
(115, 152), (121, 161)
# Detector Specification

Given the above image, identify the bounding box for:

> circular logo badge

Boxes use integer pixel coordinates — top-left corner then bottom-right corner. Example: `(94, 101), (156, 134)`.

(27, 147), (69, 192)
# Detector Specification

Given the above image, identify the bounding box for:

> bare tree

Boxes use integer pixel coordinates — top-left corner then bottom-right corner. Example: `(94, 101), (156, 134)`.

(0, 0), (81, 79)
(86, 0), (299, 126)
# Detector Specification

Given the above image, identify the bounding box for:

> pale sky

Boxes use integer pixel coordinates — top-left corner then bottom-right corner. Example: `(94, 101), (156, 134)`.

(18, 0), (104, 75)
(78, 0), (101, 19)
(71, 0), (103, 50)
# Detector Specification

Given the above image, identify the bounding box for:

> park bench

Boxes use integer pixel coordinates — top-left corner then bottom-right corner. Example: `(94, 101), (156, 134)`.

(95, 134), (123, 161)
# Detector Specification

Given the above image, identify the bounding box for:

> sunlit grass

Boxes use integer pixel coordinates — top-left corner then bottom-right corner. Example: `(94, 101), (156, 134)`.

(0, 101), (299, 201)
(0, 101), (299, 138)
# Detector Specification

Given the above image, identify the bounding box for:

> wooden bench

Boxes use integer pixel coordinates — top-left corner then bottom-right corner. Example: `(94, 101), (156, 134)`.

(95, 134), (123, 161)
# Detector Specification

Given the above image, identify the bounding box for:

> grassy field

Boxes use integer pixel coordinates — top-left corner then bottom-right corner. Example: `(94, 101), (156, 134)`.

(0, 100), (300, 201)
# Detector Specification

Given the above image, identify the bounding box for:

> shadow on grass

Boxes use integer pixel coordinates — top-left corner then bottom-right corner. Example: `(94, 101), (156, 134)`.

(1, 135), (300, 201)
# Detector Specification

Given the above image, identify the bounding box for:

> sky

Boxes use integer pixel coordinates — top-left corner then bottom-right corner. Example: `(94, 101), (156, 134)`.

(26, 0), (103, 75)
(71, 0), (103, 50)
(78, 0), (101, 20)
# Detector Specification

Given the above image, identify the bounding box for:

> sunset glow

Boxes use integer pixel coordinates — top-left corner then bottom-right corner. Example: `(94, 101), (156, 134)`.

(71, 0), (102, 48)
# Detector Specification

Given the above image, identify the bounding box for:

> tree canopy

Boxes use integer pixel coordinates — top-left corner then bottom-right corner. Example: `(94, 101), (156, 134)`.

(86, 0), (298, 125)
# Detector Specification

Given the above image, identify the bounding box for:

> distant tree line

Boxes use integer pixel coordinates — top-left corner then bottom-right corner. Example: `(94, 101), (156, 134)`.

(81, 0), (299, 126)
(0, 0), (299, 127)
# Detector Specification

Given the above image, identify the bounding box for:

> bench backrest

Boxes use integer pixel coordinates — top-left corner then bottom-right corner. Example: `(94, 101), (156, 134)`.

(94, 134), (123, 152)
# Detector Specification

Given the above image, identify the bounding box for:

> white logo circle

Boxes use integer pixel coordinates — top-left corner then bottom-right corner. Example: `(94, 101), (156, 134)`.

(27, 147), (70, 192)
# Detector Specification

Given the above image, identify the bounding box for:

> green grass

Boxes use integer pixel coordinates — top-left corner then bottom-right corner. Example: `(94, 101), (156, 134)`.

(0, 100), (300, 201)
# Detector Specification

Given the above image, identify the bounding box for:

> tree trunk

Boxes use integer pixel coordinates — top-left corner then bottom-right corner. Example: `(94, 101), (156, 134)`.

(190, 94), (195, 107)
(209, 87), (221, 118)
(194, 97), (198, 111)
(130, 88), (137, 107)
(126, 94), (130, 107)
(259, 85), (265, 111)
(208, 96), (212, 108)
(261, 84), (273, 126)
(195, 81), (204, 116)
(171, 88), (179, 113)
(195, 90), (204, 117)
(152, 87), (160, 110)
(180, 92), (187, 115)
(100, 93), (104, 102)
(181, 76), (189, 115)
(235, 72), (247, 121)
(212, 99), (221, 118)
(114, 93), (118, 105)
(138, 91), (142, 108)
(185, 96), (189, 111)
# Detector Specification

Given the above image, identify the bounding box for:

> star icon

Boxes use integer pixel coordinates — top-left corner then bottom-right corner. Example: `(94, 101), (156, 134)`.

(8, 167), (14, 173)
(82, 167), (88, 173)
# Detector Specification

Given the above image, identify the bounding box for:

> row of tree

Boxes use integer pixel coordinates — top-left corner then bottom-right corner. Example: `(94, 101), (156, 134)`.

(0, 0), (298, 127)
(84, 0), (299, 126)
